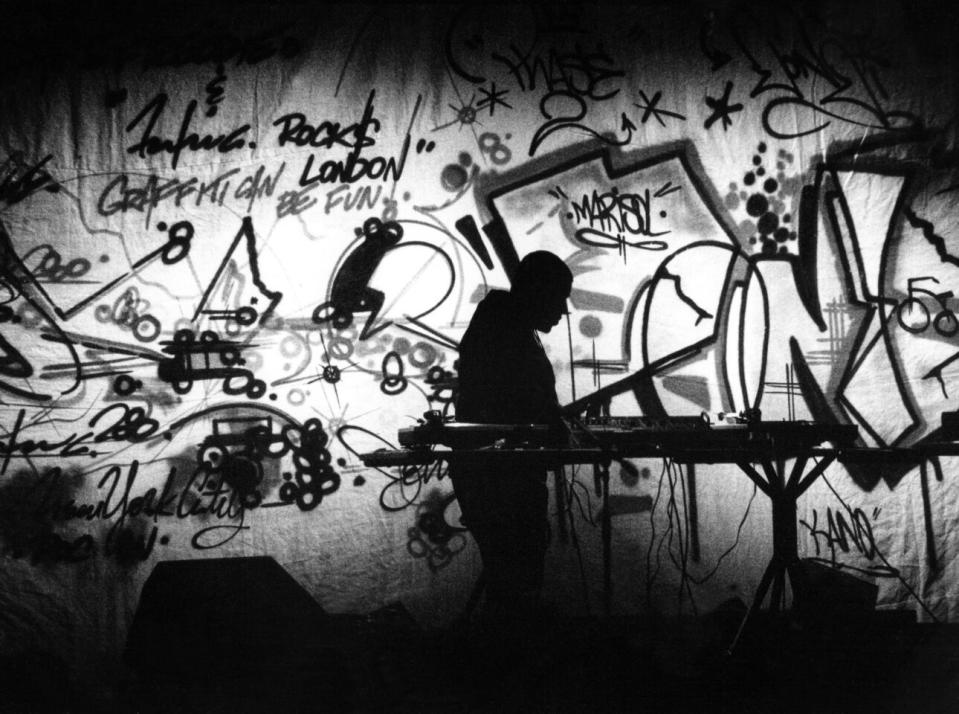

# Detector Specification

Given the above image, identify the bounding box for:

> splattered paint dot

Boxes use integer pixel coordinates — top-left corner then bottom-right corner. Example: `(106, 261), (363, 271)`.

(744, 172), (755, 186)
(774, 227), (790, 242)
(757, 212), (779, 235)
(764, 178), (778, 193)
(746, 194), (769, 217)
(440, 164), (468, 192)
(579, 315), (602, 338)
(756, 167), (765, 176)
(354, 476), (366, 486)
(752, 155), (762, 166)
(758, 142), (767, 152)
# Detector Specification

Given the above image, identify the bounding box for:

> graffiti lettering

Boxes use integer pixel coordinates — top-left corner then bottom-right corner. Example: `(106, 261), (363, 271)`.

(381, 460), (449, 512)
(21, 244), (91, 283)
(273, 92), (380, 150)
(37, 461), (247, 553)
(719, 11), (921, 139)
(567, 187), (672, 252)
(90, 165), (286, 221)
(800, 506), (898, 577)
(324, 184), (382, 214)
(233, 163), (286, 213)
(289, 92), (411, 187)
(276, 185), (318, 217)
(297, 140), (410, 188)
(98, 169), (240, 226)
(492, 44), (623, 100)
(0, 405), (159, 464)
(125, 93), (252, 170)
(0, 153), (59, 206)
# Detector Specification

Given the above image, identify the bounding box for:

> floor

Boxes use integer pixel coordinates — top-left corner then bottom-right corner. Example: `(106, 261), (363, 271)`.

(4, 605), (958, 713)
(133, 605), (957, 713)
(341, 608), (959, 714)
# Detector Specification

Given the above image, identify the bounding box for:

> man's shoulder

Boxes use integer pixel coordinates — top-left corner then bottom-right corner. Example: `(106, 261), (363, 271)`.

(467, 289), (516, 329)
(477, 288), (512, 311)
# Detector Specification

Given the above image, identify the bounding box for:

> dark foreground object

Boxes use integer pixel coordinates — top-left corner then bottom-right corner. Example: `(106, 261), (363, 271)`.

(2, 604), (958, 713)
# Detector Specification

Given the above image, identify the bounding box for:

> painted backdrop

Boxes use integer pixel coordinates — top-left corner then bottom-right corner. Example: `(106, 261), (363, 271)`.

(1, 0), (958, 695)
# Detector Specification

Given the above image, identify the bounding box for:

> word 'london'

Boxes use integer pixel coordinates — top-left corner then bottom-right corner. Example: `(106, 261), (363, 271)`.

(276, 90), (411, 186)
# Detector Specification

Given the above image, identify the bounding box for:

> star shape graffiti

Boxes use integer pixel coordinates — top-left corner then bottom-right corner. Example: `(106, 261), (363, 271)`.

(704, 81), (743, 131)
(477, 82), (512, 117)
(633, 90), (686, 127)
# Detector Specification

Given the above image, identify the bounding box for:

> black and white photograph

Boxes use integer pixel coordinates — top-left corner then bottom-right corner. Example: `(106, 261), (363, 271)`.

(1, 1), (958, 711)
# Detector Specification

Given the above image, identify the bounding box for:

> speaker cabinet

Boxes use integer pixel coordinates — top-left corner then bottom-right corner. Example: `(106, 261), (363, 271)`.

(125, 557), (351, 712)
(795, 558), (878, 623)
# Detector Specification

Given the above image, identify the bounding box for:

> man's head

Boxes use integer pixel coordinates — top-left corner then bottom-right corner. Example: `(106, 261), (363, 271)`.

(511, 251), (573, 332)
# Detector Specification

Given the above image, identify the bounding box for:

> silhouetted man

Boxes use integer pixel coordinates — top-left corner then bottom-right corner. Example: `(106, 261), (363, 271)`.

(452, 251), (573, 639)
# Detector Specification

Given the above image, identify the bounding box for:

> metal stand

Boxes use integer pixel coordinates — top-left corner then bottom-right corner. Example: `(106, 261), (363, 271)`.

(726, 453), (837, 654)
(596, 461), (612, 618)
(456, 570), (486, 628)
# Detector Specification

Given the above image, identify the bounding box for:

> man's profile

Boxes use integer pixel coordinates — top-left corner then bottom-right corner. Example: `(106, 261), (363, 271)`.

(451, 250), (573, 641)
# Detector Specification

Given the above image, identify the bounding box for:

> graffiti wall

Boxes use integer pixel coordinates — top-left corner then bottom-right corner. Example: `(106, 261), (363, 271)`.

(2, 0), (958, 693)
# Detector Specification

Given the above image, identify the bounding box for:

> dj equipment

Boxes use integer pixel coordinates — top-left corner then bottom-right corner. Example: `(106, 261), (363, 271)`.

(398, 421), (550, 449)
(579, 416), (856, 454)
(375, 416), (858, 467)
(361, 414), (861, 652)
